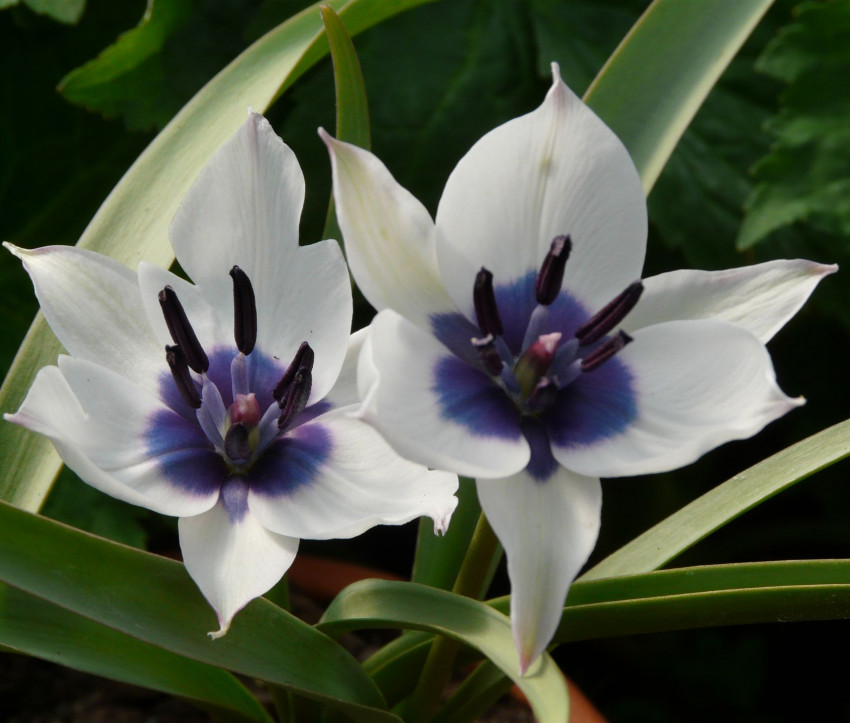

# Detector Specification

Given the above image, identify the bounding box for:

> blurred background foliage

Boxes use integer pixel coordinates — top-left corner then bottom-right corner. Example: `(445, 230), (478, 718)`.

(1, 0), (849, 719)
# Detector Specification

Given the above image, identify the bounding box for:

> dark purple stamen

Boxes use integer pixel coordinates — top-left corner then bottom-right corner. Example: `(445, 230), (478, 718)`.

(158, 286), (209, 373)
(273, 341), (315, 402)
(473, 267), (503, 337)
(575, 281), (643, 347)
(581, 331), (633, 372)
(164, 344), (201, 409)
(535, 235), (571, 306)
(224, 422), (251, 464)
(472, 334), (504, 376)
(230, 266), (257, 355)
(278, 368), (312, 430)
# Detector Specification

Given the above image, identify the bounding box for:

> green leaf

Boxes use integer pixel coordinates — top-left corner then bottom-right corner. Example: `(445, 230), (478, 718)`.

(581, 418), (850, 581)
(321, 2), (370, 240)
(432, 661), (512, 723)
(737, 0), (850, 249)
(1, 0), (86, 24)
(0, 582), (272, 723)
(0, 500), (400, 722)
(584, 0), (775, 193)
(0, 0), (435, 512)
(319, 580), (569, 723)
(58, 0), (194, 129)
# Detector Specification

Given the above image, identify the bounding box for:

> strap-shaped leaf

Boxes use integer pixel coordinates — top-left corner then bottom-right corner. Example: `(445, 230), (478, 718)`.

(0, 0), (435, 512)
(0, 582), (272, 723)
(318, 580), (569, 723)
(582, 418), (850, 581)
(585, 0), (774, 193)
(0, 500), (399, 722)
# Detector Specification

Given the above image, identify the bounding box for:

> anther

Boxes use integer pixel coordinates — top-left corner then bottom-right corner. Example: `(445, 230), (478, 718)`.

(165, 345), (201, 408)
(581, 331), (633, 372)
(224, 423), (251, 465)
(575, 281), (643, 347)
(473, 267), (503, 337)
(229, 266), (257, 355)
(472, 334), (504, 376)
(278, 367), (312, 430)
(535, 235), (571, 305)
(273, 342), (315, 402)
(158, 286), (209, 373)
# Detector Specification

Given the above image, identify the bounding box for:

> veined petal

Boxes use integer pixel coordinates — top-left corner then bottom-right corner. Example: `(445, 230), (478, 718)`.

(477, 467), (601, 673)
(5, 363), (217, 516)
(359, 310), (529, 479)
(435, 63), (646, 321)
(321, 131), (457, 329)
(4, 243), (161, 384)
(248, 409), (458, 540)
(551, 320), (803, 478)
(625, 260), (838, 342)
(179, 483), (299, 638)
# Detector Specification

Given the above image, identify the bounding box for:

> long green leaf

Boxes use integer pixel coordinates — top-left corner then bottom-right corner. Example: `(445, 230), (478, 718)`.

(584, 0), (774, 193)
(0, 500), (399, 722)
(0, 0), (435, 512)
(0, 582), (271, 723)
(321, 2), (371, 241)
(318, 580), (569, 723)
(582, 418), (850, 581)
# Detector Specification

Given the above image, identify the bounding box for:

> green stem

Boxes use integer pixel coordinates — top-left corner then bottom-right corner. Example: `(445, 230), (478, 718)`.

(405, 513), (501, 723)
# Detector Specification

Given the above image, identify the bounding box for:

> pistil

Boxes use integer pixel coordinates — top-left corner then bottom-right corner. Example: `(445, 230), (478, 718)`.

(224, 423), (251, 465)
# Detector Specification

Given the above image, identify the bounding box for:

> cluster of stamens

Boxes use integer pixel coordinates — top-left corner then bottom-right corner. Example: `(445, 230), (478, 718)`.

(471, 234), (643, 415)
(159, 266), (314, 470)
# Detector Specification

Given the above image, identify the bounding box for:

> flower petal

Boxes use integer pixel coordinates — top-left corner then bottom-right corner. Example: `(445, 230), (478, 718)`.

(625, 260), (838, 342)
(4, 243), (161, 384)
(248, 409), (458, 540)
(322, 328), (368, 409)
(179, 482), (299, 638)
(477, 467), (601, 673)
(321, 131), (457, 329)
(359, 310), (529, 478)
(435, 63), (646, 321)
(550, 320), (803, 478)
(5, 361), (219, 516)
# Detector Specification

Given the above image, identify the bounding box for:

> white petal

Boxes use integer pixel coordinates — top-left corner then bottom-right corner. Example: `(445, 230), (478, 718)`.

(249, 409), (458, 540)
(358, 310), (530, 479)
(625, 260), (838, 342)
(552, 320), (803, 478)
(5, 243), (161, 384)
(5, 362), (217, 516)
(435, 63), (647, 320)
(322, 328), (368, 409)
(168, 112), (352, 402)
(321, 131), (457, 329)
(179, 493), (298, 637)
(477, 467), (601, 672)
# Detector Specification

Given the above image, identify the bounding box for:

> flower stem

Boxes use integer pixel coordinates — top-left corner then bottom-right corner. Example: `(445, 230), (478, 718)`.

(406, 512), (501, 722)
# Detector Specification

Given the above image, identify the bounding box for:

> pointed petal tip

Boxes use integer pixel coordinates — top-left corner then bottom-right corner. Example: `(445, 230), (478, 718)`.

(549, 61), (563, 86)
(317, 126), (334, 148)
(207, 619), (231, 640)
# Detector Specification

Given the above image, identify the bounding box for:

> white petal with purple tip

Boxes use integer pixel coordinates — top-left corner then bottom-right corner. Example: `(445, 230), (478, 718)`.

(625, 260), (838, 342)
(435, 64), (647, 321)
(4, 243), (162, 386)
(476, 467), (601, 673)
(179, 487), (299, 638)
(322, 131), (457, 329)
(248, 410), (458, 540)
(552, 319), (803, 478)
(359, 310), (530, 479)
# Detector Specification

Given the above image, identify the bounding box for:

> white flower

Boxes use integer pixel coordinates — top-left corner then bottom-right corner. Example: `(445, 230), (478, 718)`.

(322, 64), (836, 671)
(6, 111), (458, 637)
